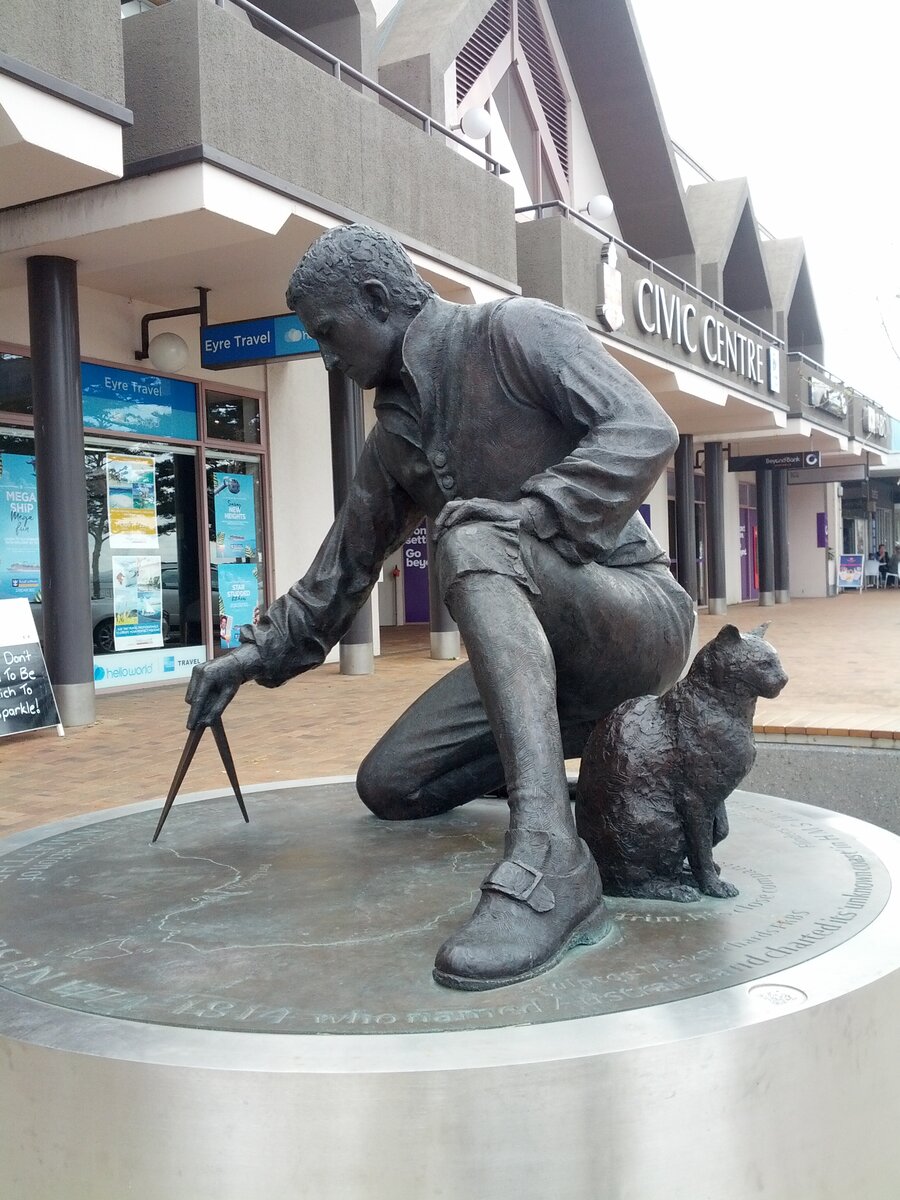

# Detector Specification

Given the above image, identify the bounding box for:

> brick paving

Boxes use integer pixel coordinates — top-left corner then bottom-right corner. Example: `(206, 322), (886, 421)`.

(2, 590), (898, 837)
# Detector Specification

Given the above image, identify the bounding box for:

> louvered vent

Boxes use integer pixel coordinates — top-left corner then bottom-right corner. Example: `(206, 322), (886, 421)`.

(516, 0), (568, 179)
(456, 0), (511, 105)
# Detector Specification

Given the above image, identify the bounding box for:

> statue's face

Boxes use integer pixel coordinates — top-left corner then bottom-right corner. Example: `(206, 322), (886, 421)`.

(295, 281), (404, 390)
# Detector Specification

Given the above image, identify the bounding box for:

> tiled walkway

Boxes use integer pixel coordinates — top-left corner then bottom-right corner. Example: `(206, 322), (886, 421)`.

(2, 590), (898, 836)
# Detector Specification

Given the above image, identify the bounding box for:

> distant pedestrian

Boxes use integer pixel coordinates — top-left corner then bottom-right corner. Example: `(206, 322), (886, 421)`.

(877, 543), (889, 584)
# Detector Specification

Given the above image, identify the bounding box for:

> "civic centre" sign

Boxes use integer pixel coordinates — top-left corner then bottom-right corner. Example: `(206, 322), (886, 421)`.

(634, 278), (780, 393)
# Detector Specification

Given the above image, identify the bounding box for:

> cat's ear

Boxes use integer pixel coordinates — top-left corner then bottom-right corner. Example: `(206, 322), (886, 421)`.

(747, 622), (770, 639)
(715, 624), (742, 644)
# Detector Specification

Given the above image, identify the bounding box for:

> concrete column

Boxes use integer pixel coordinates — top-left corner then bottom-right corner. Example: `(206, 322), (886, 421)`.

(704, 441), (727, 615)
(674, 435), (698, 603)
(772, 469), (790, 603)
(26, 256), (96, 727)
(426, 519), (459, 660)
(756, 468), (775, 607)
(328, 370), (373, 674)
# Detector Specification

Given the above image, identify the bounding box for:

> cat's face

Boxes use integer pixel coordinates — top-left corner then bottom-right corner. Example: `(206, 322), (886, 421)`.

(710, 623), (788, 699)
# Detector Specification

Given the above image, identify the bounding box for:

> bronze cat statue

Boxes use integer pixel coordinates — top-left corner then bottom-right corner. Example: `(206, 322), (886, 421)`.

(575, 623), (787, 902)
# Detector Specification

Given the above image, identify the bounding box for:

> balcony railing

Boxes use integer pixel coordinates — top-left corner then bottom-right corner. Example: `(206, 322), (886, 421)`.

(516, 200), (785, 350)
(787, 351), (844, 388)
(212, 0), (508, 176)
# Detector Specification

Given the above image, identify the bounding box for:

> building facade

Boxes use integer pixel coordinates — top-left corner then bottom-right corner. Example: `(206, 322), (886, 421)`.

(0, 0), (892, 724)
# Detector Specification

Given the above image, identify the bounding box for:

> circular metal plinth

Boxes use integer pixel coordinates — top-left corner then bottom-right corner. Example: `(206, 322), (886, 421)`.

(2, 784), (900, 1199)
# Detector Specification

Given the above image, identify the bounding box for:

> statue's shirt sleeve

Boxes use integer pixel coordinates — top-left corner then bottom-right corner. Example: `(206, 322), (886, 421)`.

(490, 299), (677, 564)
(240, 427), (420, 687)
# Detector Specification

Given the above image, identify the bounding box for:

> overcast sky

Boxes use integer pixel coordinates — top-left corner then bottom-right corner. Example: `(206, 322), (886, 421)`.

(628, 0), (900, 414)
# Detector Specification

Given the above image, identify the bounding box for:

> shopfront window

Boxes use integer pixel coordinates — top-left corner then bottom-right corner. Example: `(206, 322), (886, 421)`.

(1, 350), (267, 687)
(206, 453), (266, 656)
(0, 354), (33, 416)
(205, 390), (261, 444)
(85, 440), (204, 657)
(0, 431), (39, 603)
(1, 430), (204, 664)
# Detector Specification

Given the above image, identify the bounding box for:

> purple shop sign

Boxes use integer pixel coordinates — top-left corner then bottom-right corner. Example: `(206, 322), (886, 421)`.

(816, 512), (828, 549)
(402, 523), (430, 623)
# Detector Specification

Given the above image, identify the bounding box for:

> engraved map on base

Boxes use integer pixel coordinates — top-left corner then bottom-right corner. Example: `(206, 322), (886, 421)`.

(0, 788), (887, 1035)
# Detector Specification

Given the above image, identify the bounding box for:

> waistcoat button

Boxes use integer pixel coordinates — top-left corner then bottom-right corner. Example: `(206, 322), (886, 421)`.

(432, 451), (448, 469)
(441, 475), (455, 490)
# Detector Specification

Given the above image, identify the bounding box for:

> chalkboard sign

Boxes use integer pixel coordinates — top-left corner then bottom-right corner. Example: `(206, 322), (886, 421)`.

(0, 598), (62, 738)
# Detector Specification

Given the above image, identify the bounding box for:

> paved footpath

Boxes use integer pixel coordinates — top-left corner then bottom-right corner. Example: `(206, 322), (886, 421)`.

(2, 591), (899, 837)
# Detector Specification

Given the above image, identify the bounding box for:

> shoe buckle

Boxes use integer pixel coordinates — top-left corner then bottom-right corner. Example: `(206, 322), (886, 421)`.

(482, 857), (551, 909)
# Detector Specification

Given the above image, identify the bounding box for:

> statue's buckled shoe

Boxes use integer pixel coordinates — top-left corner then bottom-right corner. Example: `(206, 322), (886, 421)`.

(433, 836), (611, 992)
(481, 858), (555, 912)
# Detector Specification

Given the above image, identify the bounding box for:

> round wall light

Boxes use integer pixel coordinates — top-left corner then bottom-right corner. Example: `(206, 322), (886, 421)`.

(584, 194), (614, 222)
(147, 332), (189, 373)
(459, 107), (492, 140)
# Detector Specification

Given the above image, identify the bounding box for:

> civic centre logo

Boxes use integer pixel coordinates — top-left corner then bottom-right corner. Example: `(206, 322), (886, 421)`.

(596, 242), (624, 332)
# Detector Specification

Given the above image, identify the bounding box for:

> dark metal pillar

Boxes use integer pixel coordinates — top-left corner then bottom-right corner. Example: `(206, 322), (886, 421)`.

(26, 256), (96, 727)
(328, 370), (373, 674)
(704, 441), (727, 615)
(426, 519), (459, 660)
(755, 468), (775, 606)
(772, 469), (790, 603)
(674, 434), (698, 603)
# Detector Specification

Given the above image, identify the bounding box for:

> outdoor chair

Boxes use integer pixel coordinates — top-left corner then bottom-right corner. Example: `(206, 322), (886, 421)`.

(864, 560), (881, 588)
(885, 566), (900, 589)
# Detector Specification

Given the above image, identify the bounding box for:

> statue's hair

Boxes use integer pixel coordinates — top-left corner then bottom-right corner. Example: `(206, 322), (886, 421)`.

(286, 224), (434, 314)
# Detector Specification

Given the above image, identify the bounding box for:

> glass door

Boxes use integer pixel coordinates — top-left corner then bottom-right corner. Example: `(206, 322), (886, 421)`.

(205, 453), (266, 656)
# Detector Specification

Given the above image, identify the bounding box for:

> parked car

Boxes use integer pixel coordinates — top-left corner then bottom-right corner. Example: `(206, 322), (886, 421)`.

(27, 563), (222, 652)
(28, 571), (181, 653)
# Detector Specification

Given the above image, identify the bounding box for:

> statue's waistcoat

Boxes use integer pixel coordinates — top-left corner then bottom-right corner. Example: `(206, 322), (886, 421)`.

(400, 297), (576, 505)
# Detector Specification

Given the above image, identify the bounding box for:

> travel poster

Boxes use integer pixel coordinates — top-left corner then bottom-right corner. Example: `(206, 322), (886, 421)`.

(217, 562), (259, 648)
(106, 454), (158, 549)
(213, 474), (256, 562)
(112, 555), (164, 650)
(0, 452), (41, 600)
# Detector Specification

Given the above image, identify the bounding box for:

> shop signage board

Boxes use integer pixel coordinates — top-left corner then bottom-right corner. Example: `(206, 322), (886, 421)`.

(601, 252), (785, 397)
(633, 277), (781, 394)
(728, 451), (821, 473)
(81, 363), (198, 441)
(787, 464), (867, 485)
(0, 452), (41, 600)
(93, 645), (206, 690)
(838, 554), (864, 591)
(0, 597), (62, 738)
(200, 315), (319, 369)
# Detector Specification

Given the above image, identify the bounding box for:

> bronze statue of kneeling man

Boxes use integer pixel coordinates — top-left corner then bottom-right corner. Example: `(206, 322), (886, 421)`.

(185, 224), (694, 991)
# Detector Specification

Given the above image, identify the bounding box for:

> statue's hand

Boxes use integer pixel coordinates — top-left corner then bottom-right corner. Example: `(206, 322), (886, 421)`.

(434, 497), (536, 539)
(185, 644), (260, 730)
